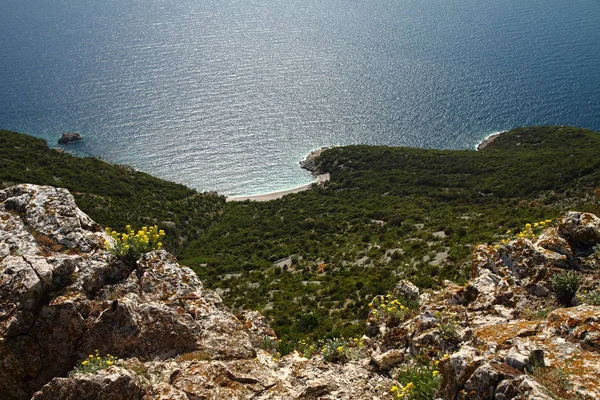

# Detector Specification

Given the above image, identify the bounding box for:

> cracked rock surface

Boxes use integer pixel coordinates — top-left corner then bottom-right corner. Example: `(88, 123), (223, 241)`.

(0, 185), (393, 400)
(2, 185), (600, 400)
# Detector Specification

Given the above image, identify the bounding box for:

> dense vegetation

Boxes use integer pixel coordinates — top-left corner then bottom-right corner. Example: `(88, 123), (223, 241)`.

(0, 130), (224, 251)
(2, 126), (600, 342)
(180, 126), (600, 340)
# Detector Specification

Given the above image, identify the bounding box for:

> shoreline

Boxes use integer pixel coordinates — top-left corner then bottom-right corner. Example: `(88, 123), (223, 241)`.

(476, 131), (506, 151)
(226, 173), (330, 202)
(227, 147), (331, 202)
(227, 132), (505, 202)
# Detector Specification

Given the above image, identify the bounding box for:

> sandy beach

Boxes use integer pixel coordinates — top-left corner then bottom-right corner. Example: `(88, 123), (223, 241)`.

(226, 173), (330, 202)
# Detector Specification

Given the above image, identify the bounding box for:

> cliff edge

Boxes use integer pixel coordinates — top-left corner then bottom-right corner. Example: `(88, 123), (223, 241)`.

(0, 185), (392, 400)
(1, 184), (599, 399)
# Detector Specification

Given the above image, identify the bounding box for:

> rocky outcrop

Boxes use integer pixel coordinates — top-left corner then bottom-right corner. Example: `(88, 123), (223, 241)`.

(300, 148), (328, 174)
(32, 367), (144, 400)
(2, 185), (599, 399)
(364, 212), (600, 399)
(0, 185), (394, 399)
(57, 132), (83, 144)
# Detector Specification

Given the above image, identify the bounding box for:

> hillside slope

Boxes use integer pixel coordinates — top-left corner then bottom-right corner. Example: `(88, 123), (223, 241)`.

(0, 130), (224, 252)
(3, 126), (600, 342)
(1, 185), (598, 399)
(181, 126), (600, 340)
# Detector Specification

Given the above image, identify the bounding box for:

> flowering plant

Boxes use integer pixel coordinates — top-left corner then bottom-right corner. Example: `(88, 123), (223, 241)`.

(500, 219), (553, 245)
(391, 363), (441, 399)
(368, 294), (413, 326)
(71, 350), (117, 375)
(105, 225), (165, 259)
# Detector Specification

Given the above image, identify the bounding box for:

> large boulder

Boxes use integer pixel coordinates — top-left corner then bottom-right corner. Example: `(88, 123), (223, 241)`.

(558, 211), (600, 248)
(0, 185), (254, 398)
(31, 367), (143, 400)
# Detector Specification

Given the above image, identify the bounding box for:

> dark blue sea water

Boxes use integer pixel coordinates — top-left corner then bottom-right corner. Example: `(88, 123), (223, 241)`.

(1, 0), (599, 196)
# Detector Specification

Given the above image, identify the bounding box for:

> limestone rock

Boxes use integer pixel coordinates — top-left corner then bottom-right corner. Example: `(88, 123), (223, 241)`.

(393, 280), (420, 300)
(547, 305), (600, 348)
(31, 367), (143, 400)
(439, 345), (484, 399)
(460, 362), (500, 400)
(559, 211), (600, 247)
(0, 185), (256, 398)
(525, 283), (550, 297)
(143, 383), (189, 400)
(505, 351), (529, 371)
(237, 310), (278, 348)
(514, 376), (554, 400)
(372, 349), (405, 370)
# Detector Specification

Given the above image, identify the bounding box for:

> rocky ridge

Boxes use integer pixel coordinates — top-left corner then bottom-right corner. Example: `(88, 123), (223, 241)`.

(0, 185), (393, 399)
(367, 211), (600, 399)
(1, 184), (599, 399)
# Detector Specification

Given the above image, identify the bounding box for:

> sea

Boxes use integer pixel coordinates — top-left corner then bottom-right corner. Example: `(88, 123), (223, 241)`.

(1, 0), (599, 196)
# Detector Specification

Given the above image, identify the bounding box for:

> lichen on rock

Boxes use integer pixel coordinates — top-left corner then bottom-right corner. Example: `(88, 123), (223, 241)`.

(2, 184), (600, 399)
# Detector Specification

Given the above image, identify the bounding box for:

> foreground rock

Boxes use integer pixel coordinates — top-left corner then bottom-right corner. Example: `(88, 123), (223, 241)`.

(0, 185), (393, 400)
(365, 212), (600, 399)
(57, 132), (83, 144)
(2, 185), (599, 399)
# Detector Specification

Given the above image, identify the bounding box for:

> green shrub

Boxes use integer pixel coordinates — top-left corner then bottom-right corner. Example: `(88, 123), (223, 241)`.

(435, 311), (459, 343)
(550, 270), (581, 305)
(368, 294), (415, 327)
(71, 350), (117, 375)
(105, 225), (165, 260)
(259, 335), (279, 353)
(321, 338), (358, 363)
(296, 338), (319, 358)
(581, 288), (600, 305)
(391, 363), (441, 400)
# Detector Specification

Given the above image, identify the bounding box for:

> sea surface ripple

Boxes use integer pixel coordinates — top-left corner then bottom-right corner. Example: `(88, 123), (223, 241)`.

(1, 0), (599, 196)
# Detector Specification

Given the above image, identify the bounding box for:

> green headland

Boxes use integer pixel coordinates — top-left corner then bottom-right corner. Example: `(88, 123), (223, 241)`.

(2, 126), (599, 342)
